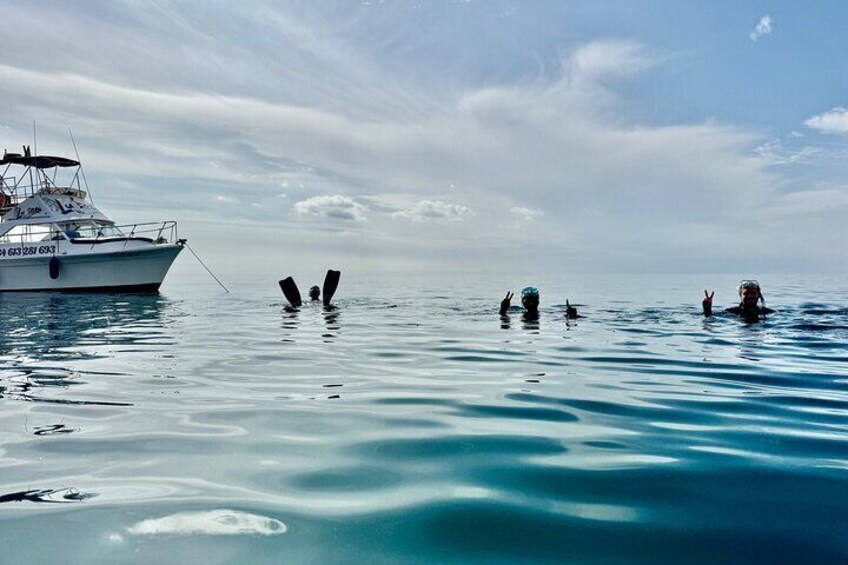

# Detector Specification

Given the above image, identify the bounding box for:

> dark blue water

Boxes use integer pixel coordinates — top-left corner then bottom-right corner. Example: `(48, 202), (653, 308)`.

(0, 275), (846, 563)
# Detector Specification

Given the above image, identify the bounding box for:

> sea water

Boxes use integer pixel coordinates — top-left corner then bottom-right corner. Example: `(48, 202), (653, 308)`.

(0, 274), (846, 564)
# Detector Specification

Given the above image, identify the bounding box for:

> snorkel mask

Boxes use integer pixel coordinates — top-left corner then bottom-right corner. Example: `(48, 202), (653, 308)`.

(521, 286), (540, 310)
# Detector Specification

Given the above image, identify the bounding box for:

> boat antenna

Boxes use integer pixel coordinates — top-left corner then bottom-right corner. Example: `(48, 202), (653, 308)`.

(68, 127), (93, 203)
(32, 120), (40, 189)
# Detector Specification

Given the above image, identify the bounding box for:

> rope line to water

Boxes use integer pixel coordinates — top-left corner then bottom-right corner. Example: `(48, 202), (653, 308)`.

(184, 241), (230, 293)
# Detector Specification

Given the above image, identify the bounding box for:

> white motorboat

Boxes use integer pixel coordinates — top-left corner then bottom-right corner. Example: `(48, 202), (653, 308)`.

(0, 147), (183, 292)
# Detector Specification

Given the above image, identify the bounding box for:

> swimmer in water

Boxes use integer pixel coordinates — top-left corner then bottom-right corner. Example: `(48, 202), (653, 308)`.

(279, 269), (340, 308)
(500, 287), (539, 316)
(702, 280), (775, 320)
(308, 285), (320, 302)
(500, 287), (580, 319)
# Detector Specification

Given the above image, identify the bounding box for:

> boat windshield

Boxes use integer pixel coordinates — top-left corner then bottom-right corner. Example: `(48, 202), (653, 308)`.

(0, 221), (123, 244)
(60, 220), (123, 239)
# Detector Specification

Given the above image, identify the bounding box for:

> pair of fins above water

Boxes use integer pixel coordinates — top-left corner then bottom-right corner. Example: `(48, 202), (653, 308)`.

(279, 269), (340, 308)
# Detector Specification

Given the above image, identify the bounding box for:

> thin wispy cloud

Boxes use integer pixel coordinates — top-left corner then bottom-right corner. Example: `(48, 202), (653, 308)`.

(754, 137), (821, 165)
(569, 40), (657, 79)
(750, 15), (773, 41)
(0, 35), (781, 270)
(0, 2), (845, 275)
(758, 188), (848, 221)
(392, 200), (473, 222)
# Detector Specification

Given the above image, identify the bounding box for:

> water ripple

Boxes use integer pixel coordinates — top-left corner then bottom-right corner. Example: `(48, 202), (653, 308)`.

(0, 277), (846, 563)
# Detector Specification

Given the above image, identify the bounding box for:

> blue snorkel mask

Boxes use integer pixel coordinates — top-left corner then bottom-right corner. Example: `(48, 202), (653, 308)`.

(521, 287), (539, 299)
(521, 286), (540, 311)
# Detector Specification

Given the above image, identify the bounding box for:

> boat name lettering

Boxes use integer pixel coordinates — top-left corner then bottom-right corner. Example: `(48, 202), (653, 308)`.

(0, 245), (56, 257)
(12, 205), (44, 220)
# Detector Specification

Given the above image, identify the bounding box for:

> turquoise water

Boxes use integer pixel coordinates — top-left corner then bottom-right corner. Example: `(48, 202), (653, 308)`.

(0, 275), (846, 563)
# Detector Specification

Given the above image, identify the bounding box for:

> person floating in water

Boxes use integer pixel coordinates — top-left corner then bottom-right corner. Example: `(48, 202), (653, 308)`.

(702, 280), (775, 320)
(308, 286), (320, 302)
(500, 287), (580, 319)
(279, 269), (340, 308)
(500, 287), (539, 316)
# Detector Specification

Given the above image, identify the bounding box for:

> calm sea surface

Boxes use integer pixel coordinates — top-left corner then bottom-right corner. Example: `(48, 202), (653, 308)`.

(0, 274), (846, 564)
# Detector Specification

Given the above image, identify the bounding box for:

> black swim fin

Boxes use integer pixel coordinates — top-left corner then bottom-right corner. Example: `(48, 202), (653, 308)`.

(322, 269), (340, 306)
(279, 276), (302, 308)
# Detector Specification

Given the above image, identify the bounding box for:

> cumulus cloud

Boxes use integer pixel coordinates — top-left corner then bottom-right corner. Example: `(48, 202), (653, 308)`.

(805, 107), (848, 134)
(392, 200), (473, 222)
(294, 195), (367, 222)
(750, 15), (773, 41)
(510, 206), (543, 221)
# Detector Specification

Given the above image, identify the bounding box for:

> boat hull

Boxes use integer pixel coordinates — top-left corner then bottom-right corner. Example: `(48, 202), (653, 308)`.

(0, 244), (182, 292)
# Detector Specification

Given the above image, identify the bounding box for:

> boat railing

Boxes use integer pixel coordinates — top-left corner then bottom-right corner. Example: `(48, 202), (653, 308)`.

(1, 174), (46, 203)
(0, 221), (179, 250)
(0, 176), (20, 215)
(0, 224), (59, 250)
(82, 221), (180, 249)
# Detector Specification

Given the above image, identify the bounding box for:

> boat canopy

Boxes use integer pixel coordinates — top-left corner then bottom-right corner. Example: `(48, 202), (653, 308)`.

(0, 154), (80, 168)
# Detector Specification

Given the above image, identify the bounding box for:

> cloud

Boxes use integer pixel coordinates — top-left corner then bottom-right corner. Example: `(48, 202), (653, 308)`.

(569, 40), (656, 80)
(805, 107), (848, 134)
(0, 37), (779, 271)
(2, 3), (837, 273)
(127, 509), (287, 536)
(392, 200), (473, 222)
(294, 194), (367, 221)
(759, 187), (848, 220)
(754, 137), (821, 165)
(510, 207), (543, 221)
(750, 15), (773, 41)
(0, 43), (777, 269)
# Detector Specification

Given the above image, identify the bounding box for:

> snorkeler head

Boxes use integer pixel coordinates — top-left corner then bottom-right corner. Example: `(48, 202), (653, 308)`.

(738, 280), (764, 308)
(308, 285), (320, 301)
(520, 286), (540, 313)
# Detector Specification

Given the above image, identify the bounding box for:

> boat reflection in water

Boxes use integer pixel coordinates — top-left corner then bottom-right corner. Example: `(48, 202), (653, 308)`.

(0, 292), (176, 406)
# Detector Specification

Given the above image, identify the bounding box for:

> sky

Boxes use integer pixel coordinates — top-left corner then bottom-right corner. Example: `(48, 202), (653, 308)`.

(2, 0), (848, 280)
